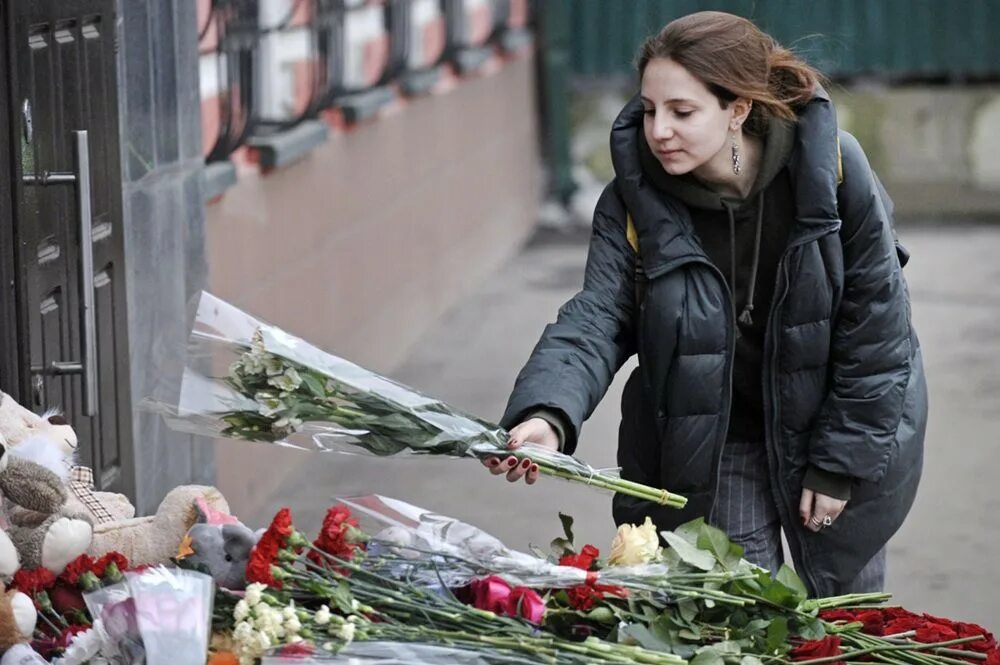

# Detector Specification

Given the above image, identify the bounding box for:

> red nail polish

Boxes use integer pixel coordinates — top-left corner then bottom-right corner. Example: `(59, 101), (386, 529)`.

(530, 464), (539, 473)
(488, 458), (499, 467)
(521, 459), (531, 469)
(506, 458), (517, 467)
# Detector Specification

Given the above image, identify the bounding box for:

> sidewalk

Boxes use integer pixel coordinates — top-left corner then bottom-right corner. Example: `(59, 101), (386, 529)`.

(238, 221), (1000, 625)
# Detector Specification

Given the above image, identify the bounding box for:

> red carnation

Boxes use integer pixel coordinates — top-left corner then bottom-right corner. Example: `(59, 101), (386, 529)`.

(276, 642), (316, 658)
(310, 505), (365, 566)
(567, 585), (599, 611)
(269, 507), (293, 539)
(93, 552), (129, 578)
(790, 636), (843, 662)
(48, 582), (86, 615)
(247, 532), (282, 588)
(986, 651), (1000, 665)
(12, 567), (57, 596)
(59, 555), (95, 586)
(559, 544), (600, 571)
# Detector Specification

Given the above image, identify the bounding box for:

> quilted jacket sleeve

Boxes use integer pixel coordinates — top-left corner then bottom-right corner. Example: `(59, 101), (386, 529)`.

(808, 132), (914, 483)
(500, 184), (637, 455)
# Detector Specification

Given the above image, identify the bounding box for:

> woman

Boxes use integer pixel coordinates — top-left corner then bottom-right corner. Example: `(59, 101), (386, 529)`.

(486, 11), (926, 597)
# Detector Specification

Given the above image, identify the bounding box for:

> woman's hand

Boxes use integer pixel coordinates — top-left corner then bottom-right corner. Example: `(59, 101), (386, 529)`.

(799, 488), (847, 533)
(482, 418), (560, 485)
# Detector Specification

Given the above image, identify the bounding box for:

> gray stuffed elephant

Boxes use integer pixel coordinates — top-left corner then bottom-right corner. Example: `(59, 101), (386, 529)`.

(177, 503), (258, 590)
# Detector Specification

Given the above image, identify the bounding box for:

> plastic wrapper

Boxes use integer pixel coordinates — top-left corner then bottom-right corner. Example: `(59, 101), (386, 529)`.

(126, 567), (214, 665)
(340, 494), (672, 591)
(141, 292), (682, 508)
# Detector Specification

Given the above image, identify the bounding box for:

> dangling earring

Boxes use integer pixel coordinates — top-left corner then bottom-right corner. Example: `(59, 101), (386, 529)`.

(731, 129), (742, 175)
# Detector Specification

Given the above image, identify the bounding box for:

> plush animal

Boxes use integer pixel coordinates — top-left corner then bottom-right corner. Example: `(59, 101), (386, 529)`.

(88, 485), (232, 566)
(0, 586), (45, 664)
(176, 498), (258, 589)
(0, 441), (92, 577)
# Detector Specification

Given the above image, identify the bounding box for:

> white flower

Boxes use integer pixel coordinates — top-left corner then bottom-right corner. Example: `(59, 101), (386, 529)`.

(608, 516), (661, 566)
(285, 616), (303, 635)
(282, 604), (298, 621)
(350, 599), (360, 612)
(339, 622), (356, 644)
(289, 635), (305, 644)
(265, 356), (284, 376)
(56, 627), (103, 665)
(233, 599), (250, 622)
(244, 584), (265, 607)
(256, 393), (286, 417)
(314, 605), (332, 625)
(254, 631), (272, 652)
(233, 621), (254, 643)
(269, 367), (303, 392)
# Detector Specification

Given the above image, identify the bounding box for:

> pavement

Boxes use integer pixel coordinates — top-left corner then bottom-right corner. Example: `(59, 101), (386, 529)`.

(239, 219), (1000, 627)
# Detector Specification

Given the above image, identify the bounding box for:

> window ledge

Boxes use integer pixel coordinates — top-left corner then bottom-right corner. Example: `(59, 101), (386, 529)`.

(454, 46), (494, 75)
(246, 120), (330, 172)
(337, 86), (396, 124)
(400, 65), (446, 97)
(500, 27), (533, 53)
(202, 160), (237, 203)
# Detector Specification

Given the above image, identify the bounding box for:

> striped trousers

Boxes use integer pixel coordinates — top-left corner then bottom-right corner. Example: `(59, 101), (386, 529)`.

(711, 441), (886, 593)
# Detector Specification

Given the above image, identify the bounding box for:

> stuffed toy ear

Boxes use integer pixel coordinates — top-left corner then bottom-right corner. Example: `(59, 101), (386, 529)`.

(194, 497), (239, 527)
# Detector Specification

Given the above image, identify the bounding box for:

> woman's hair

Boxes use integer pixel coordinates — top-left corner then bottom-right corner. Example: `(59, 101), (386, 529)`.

(636, 11), (822, 135)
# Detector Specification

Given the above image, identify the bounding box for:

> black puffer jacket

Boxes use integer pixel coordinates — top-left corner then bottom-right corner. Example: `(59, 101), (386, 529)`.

(501, 90), (927, 596)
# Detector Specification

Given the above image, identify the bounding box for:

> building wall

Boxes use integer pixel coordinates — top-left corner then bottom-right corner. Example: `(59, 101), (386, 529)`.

(206, 54), (541, 519)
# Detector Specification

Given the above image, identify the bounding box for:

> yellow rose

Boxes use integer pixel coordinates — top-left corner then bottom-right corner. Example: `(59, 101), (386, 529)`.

(608, 516), (661, 566)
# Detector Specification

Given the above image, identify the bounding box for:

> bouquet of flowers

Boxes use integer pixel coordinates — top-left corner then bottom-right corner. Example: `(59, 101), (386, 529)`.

(143, 291), (686, 509)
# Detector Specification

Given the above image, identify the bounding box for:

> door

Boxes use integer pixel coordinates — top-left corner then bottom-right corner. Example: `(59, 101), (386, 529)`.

(1, 0), (134, 496)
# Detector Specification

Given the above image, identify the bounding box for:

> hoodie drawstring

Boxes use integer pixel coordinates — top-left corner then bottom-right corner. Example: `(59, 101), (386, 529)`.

(725, 191), (765, 330)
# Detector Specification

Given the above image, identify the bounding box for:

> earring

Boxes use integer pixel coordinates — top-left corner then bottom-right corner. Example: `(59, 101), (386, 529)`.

(731, 130), (741, 175)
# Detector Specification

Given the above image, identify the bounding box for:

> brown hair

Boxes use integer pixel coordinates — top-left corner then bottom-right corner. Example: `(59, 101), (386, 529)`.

(636, 11), (822, 135)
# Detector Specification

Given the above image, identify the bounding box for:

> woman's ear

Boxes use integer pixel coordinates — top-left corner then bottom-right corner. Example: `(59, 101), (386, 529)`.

(730, 98), (753, 130)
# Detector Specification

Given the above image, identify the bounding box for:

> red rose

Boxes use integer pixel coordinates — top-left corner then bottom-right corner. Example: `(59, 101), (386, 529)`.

(885, 617), (925, 635)
(922, 613), (957, 630)
(93, 552), (130, 578)
(956, 623), (996, 652)
(986, 650), (1000, 665)
(59, 555), (95, 586)
(11, 568), (57, 596)
(856, 610), (885, 636)
(559, 544), (600, 571)
(883, 607), (919, 620)
(506, 586), (545, 624)
(915, 623), (959, 643)
(820, 609), (858, 622)
(48, 582), (86, 615)
(790, 636), (842, 662)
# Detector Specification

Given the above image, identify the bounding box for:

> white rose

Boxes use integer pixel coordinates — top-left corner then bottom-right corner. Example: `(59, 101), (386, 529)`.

(608, 516), (661, 566)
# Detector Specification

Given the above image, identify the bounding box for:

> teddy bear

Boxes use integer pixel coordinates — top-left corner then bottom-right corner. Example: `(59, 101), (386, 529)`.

(0, 391), (235, 567)
(0, 585), (45, 664)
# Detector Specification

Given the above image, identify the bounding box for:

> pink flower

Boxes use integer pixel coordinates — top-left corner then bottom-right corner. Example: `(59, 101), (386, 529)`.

(470, 576), (512, 614)
(506, 586), (545, 625)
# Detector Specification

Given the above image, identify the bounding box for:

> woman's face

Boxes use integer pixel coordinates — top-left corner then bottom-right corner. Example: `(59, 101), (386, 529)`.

(640, 57), (739, 176)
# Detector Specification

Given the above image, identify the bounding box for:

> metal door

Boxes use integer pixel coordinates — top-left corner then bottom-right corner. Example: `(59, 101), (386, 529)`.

(1, 0), (134, 496)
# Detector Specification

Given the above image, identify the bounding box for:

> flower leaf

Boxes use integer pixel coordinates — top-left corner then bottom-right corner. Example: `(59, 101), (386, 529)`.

(301, 373), (327, 398)
(558, 513), (575, 547)
(766, 616), (789, 654)
(661, 531), (716, 571)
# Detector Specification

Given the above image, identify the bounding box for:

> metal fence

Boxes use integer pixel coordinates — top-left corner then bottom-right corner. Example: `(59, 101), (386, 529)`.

(566, 0), (1000, 82)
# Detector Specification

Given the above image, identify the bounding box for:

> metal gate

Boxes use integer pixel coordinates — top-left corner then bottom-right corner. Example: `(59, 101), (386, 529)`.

(0, 0), (134, 495)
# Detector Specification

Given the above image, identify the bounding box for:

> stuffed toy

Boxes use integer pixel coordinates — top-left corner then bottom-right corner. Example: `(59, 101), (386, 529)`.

(176, 498), (258, 590)
(0, 586), (45, 664)
(0, 391), (235, 567)
(88, 485), (232, 566)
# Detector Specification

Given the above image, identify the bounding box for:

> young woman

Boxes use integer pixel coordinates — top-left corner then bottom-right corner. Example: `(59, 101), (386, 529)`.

(486, 11), (926, 597)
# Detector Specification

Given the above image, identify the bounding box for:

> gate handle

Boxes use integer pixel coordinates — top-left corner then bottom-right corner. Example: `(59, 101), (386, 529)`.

(73, 131), (98, 417)
(23, 131), (98, 416)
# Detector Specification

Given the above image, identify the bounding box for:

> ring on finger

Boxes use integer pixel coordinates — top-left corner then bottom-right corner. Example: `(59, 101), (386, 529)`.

(822, 515), (834, 527)
(809, 516), (822, 526)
